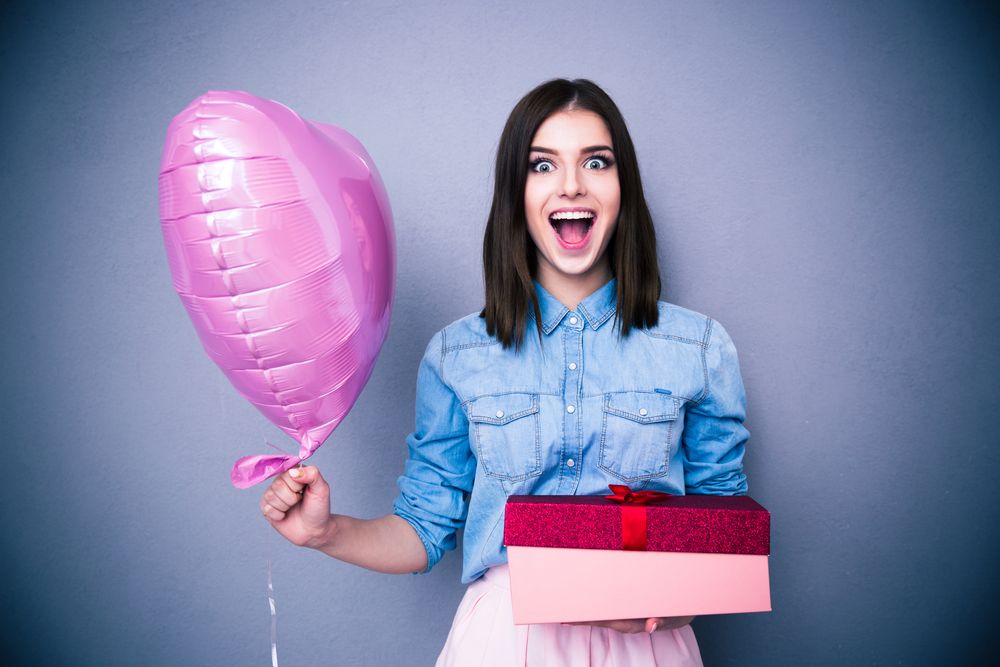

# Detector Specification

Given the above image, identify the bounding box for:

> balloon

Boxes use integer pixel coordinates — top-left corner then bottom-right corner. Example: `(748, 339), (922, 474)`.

(158, 91), (395, 489)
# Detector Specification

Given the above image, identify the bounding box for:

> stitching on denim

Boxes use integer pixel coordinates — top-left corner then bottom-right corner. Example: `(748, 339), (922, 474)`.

(559, 328), (568, 404)
(582, 390), (696, 402)
(556, 328), (567, 485)
(534, 400), (542, 480)
(578, 299), (615, 330)
(578, 301), (595, 328)
(598, 392), (673, 483)
(472, 421), (487, 469)
(661, 420), (675, 483)
(479, 511), (505, 571)
(542, 305), (569, 334)
(593, 306), (615, 329)
(602, 390), (679, 421)
(641, 329), (705, 346)
(577, 293), (615, 330)
(468, 405), (538, 424)
(472, 394), (542, 481)
(465, 393), (539, 424)
(439, 328), (447, 384)
(692, 318), (713, 406)
(460, 391), (561, 407)
(443, 339), (501, 353)
(604, 406), (677, 423)
(476, 420), (542, 481)
(599, 395), (610, 477)
(573, 325), (584, 481)
(463, 389), (555, 401)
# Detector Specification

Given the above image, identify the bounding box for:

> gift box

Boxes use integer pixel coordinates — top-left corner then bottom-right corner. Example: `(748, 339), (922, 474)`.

(504, 486), (771, 624)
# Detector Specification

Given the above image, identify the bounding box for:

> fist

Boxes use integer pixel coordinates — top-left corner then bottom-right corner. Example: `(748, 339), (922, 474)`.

(260, 465), (334, 549)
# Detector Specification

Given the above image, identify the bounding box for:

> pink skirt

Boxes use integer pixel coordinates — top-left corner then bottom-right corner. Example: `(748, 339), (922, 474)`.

(435, 564), (703, 666)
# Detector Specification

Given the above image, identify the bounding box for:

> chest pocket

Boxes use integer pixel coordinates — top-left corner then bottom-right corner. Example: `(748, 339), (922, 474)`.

(467, 393), (541, 482)
(599, 391), (679, 484)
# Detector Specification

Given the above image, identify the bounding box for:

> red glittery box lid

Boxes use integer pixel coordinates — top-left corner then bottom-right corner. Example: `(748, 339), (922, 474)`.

(504, 494), (770, 555)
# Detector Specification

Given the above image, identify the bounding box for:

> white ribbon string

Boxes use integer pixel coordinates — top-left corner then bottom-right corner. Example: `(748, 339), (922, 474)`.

(267, 558), (279, 667)
(263, 437), (286, 667)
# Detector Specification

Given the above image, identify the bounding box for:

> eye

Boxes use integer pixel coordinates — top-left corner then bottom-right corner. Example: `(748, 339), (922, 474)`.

(530, 158), (555, 173)
(584, 156), (610, 170)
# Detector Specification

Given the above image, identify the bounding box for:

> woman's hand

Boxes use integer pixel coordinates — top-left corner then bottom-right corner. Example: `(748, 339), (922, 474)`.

(567, 616), (695, 634)
(260, 465), (335, 550)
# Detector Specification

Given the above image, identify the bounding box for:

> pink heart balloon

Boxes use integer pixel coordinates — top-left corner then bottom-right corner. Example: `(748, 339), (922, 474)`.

(158, 91), (395, 489)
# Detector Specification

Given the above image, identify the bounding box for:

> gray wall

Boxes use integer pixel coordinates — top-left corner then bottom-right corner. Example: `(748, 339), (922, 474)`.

(2, 1), (998, 665)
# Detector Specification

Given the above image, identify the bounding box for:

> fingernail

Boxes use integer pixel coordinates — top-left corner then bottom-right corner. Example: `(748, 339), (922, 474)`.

(648, 621), (658, 634)
(289, 468), (301, 478)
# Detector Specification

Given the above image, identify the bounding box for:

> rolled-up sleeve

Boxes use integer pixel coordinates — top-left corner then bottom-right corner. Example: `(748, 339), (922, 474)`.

(393, 331), (475, 573)
(682, 319), (750, 496)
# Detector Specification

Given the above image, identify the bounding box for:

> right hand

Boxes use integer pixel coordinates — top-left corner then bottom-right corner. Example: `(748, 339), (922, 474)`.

(260, 465), (334, 549)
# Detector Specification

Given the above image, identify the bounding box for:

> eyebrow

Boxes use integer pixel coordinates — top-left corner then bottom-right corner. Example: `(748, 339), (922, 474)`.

(529, 144), (615, 155)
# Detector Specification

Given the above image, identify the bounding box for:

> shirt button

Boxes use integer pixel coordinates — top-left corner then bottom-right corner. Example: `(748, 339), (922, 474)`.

(568, 362), (577, 370)
(566, 405), (576, 414)
(569, 316), (578, 325)
(566, 458), (575, 468)
(639, 408), (648, 417)
(496, 410), (504, 418)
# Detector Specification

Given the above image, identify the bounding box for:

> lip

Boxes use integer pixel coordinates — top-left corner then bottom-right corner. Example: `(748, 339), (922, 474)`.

(548, 207), (597, 250)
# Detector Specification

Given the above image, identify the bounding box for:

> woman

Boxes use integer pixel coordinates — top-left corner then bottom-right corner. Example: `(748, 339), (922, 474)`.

(260, 79), (749, 666)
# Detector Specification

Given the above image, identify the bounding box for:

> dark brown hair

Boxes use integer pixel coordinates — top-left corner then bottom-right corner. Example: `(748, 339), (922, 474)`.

(481, 78), (662, 349)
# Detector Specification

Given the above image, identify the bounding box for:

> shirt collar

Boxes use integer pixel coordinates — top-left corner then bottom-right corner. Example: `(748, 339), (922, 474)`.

(533, 278), (618, 335)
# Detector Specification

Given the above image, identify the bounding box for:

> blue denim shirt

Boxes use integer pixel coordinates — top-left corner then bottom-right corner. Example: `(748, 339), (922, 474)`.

(393, 279), (749, 584)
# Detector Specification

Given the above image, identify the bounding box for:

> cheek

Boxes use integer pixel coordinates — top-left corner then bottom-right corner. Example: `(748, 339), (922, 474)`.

(604, 181), (622, 220)
(523, 186), (548, 233)
(524, 181), (544, 211)
(599, 189), (621, 223)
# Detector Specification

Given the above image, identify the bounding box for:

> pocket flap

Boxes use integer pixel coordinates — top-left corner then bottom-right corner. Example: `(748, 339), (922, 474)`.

(467, 393), (538, 425)
(604, 391), (678, 423)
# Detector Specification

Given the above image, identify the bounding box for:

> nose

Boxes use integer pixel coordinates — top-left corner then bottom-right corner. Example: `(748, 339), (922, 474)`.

(559, 165), (585, 198)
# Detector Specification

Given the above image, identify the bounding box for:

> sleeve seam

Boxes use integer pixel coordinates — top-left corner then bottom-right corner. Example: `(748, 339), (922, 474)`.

(439, 327), (447, 383)
(692, 317), (714, 406)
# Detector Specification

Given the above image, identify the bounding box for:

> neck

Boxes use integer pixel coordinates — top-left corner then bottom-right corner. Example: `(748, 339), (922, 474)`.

(535, 260), (612, 310)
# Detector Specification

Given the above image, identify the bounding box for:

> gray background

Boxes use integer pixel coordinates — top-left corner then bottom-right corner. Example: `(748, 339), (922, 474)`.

(2, 1), (998, 665)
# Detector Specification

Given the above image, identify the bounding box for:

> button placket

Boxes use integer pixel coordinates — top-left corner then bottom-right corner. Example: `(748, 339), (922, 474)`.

(560, 313), (584, 484)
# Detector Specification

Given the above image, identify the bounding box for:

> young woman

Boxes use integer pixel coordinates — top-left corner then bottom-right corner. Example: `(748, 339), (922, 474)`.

(260, 79), (749, 666)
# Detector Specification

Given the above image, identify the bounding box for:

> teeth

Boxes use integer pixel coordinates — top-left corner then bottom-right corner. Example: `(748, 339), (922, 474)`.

(549, 211), (595, 220)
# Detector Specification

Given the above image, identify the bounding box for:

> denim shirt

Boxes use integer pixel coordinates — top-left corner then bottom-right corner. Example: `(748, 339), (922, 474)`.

(393, 279), (749, 584)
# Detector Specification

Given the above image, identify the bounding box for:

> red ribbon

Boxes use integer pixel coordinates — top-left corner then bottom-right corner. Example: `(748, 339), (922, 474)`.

(604, 484), (673, 551)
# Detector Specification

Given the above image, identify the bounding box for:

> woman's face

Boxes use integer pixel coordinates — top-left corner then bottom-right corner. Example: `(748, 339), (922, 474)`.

(524, 109), (621, 293)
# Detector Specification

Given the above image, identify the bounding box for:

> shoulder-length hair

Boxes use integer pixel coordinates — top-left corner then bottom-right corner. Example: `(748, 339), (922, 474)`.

(481, 78), (661, 350)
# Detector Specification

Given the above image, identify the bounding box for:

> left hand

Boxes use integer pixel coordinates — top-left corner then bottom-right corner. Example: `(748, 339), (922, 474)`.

(566, 616), (695, 634)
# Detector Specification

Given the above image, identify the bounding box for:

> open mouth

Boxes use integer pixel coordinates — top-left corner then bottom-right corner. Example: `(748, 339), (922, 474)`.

(549, 210), (595, 248)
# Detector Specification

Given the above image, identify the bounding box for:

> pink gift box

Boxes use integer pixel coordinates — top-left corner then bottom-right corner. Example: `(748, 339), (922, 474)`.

(504, 489), (772, 624)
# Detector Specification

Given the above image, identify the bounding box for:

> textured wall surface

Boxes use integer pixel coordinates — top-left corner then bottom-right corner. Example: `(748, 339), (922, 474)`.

(1, 1), (998, 665)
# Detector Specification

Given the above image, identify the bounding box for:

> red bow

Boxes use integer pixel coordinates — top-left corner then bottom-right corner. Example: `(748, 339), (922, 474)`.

(604, 484), (673, 551)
